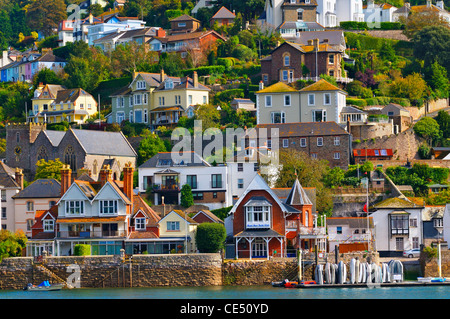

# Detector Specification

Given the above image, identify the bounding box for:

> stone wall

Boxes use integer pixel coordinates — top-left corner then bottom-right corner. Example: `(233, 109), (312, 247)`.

(420, 249), (450, 278)
(0, 254), (223, 290)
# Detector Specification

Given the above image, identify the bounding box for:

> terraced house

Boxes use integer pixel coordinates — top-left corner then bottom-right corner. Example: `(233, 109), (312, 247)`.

(110, 70), (210, 128)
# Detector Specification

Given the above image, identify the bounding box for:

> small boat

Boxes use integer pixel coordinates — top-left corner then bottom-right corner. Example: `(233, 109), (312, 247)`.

(431, 277), (446, 282)
(24, 281), (65, 291)
(299, 280), (316, 285)
(271, 281), (285, 287)
(284, 281), (298, 288)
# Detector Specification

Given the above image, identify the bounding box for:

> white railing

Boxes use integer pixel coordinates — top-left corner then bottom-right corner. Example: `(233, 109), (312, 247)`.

(290, 76), (353, 83)
(298, 226), (326, 236)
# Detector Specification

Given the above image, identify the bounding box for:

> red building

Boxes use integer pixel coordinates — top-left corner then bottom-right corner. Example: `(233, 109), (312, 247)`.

(230, 174), (326, 259)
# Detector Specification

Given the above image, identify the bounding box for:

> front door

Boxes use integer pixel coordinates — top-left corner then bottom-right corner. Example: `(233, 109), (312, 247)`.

(396, 237), (404, 251)
(252, 238), (267, 258)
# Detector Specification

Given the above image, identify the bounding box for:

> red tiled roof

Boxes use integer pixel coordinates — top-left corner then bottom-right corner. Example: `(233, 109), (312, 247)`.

(353, 149), (393, 157)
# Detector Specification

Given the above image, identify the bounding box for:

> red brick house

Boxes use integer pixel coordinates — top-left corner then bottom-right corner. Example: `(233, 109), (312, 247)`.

(210, 6), (236, 27)
(230, 174), (326, 259)
(260, 40), (344, 84)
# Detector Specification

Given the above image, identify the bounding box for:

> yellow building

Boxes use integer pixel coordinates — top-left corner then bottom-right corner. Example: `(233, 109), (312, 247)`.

(158, 210), (198, 253)
(30, 84), (66, 122)
(31, 86), (98, 124)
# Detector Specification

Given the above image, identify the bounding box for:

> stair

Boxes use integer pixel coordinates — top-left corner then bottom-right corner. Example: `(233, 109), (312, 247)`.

(35, 264), (72, 288)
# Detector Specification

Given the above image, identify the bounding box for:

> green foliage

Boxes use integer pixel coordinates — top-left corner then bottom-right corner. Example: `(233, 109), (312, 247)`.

(74, 244), (91, 256)
(180, 184), (194, 208)
(412, 26), (450, 75)
(346, 97), (368, 107)
(340, 21), (368, 30)
(137, 131), (167, 166)
(323, 167), (345, 188)
(195, 223), (227, 253)
(182, 65), (225, 77)
(423, 245), (437, 259)
(34, 158), (65, 181)
(0, 230), (27, 262)
(418, 143), (431, 159)
(413, 116), (442, 146)
(210, 206), (232, 220)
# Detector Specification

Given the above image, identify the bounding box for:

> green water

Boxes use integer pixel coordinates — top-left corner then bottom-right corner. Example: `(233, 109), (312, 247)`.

(2, 284), (450, 299)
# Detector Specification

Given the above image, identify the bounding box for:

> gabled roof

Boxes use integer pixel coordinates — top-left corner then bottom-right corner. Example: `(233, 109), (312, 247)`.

(256, 81), (297, 94)
(52, 88), (93, 104)
(42, 130), (66, 147)
(131, 72), (181, 88)
(159, 209), (198, 224)
(230, 174), (300, 215)
(0, 162), (20, 189)
(12, 179), (61, 199)
(211, 6), (236, 20)
(192, 210), (224, 224)
(69, 129), (137, 157)
(132, 194), (160, 226)
(170, 14), (200, 22)
(285, 178), (313, 206)
(36, 53), (67, 63)
(249, 121), (350, 138)
(139, 152), (210, 168)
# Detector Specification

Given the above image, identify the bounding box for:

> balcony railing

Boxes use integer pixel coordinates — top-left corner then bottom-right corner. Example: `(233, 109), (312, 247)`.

(57, 230), (126, 238)
(298, 226), (326, 236)
(286, 220), (299, 230)
(290, 76), (353, 84)
(151, 183), (180, 191)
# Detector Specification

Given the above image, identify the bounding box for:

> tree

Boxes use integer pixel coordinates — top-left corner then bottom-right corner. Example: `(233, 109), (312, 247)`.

(26, 0), (67, 37)
(436, 110), (450, 138)
(180, 184), (194, 208)
(0, 230), (27, 262)
(413, 116), (441, 146)
(194, 103), (221, 130)
(427, 61), (450, 99)
(35, 158), (65, 181)
(402, 10), (449, 39)
(137, 131), (167, 165)
(389, 73), (428, 103)
(195, 223), (227, 253)
(413, 26), (450, 74)
(323, 167), (345, 188)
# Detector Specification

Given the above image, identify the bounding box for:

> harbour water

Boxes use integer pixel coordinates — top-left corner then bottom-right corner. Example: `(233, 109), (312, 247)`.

(2, 283), (450, 299)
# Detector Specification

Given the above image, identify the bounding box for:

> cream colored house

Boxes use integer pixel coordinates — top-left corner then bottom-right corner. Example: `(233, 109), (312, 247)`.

(255, 81), (300, 124)
(110, 70), (210, 128)
(158, 210), (198, 253)
(31, 86), (98, 124)
(0, 164), (22, 232)
(255, 79), (347, 125)
(30, 83), (66, 123)
(12, 178), (61, 238)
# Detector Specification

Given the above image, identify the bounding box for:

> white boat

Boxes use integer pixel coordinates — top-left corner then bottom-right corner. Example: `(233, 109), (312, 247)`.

(24, 281), (65, 291)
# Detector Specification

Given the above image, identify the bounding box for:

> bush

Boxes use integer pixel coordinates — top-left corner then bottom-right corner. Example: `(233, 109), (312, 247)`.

(340, 21), (368, 30)
(182, 65), (225, 77)
(74, 244), (91, 256)
(195, 223), (227, 253)
(346, 97), (367, 107)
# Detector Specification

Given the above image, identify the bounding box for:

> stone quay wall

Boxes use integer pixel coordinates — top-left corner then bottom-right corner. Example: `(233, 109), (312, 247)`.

(420, 249), (450, 278)
(0, 254), (223, 290)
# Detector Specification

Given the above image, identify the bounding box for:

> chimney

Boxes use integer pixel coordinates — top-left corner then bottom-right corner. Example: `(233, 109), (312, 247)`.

(99, 165), (112, 187)
(60, 164), (72, 196)
(161, 196), (165, 217)
(89, 13), (93, 24)
(426, 0), (431, 7)
(313, 38), (319, 51)
(193, 71), (198, 88)
(160, 68), (165, 82)
(15, 168), (24, 190)
(259, 80), (264, 90)
(122, 162), (134, 201)
(132, 69), (137, 80)
(156, 27), (166, 38)
(307, 39), (313, 45)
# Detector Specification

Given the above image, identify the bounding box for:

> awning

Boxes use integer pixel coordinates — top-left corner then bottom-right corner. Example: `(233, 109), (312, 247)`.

(235, 229), (284, 238)
(57, 216), (127, 223)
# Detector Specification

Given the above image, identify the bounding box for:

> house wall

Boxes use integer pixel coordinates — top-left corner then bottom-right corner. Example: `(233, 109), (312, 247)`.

(1, 188), (21, 232)
(283, 5), (317, 22)
(256, 92), (301, 124)
(14, 197), (59, 237)
(299, 90), (346, 123)
(158, 211), (197, 253)
(226, 161), (259, 206)
(261, 43), (305, 84)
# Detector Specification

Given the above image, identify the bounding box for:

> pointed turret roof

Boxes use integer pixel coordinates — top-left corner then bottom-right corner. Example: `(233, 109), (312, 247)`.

(285, 178), (312, 206)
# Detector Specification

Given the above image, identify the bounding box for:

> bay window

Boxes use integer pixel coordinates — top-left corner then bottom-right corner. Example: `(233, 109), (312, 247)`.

(246, 206), (271, 229)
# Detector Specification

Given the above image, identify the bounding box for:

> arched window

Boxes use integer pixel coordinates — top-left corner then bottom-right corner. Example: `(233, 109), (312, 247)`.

(37, 146), (48, 162)
(64, 145), (76, 171)
(284, 54), (290, 66)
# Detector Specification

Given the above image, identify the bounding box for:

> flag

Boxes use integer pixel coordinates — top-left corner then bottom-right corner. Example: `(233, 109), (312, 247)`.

(363, 203), (368, 213)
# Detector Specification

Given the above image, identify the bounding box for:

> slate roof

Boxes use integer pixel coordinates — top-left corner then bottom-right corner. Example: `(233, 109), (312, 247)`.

(285, 178), (313, 206)
(326, 217), (374, 229)
(0, 162), (20, 189)
(139, 152), (210, 168)
(52, 88), (93, 104)
(341, 105), (367, 114)
(170, 14), (200, 22)
(37, 53), (67, 63)
(192, 209), (224, 224)
(249, 121), (350, 138)
(13, 179), (61, 199)
(43, 130), (66, 147)
(70, 129), (137, 157)
(211, 6), (236, 19)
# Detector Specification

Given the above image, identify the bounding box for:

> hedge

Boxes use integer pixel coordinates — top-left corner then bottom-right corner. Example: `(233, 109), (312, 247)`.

(195, 223), (227, 253)
(182, 65), (225, 77)
(340, 21), (368, 30)
(74, 244), (91, 256)
(214, 89), (244, 103)
(346, 97), (367, 107)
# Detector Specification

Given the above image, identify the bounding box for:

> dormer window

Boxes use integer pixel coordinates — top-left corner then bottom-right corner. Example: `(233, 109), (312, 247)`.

(43, 220), (54, 232)
(246, 205), (271, 229)
(136, 217), (146, 230)
(136, 80), (146, 89)
(165, 79), (173, 90)
(100, 200), (118, 215)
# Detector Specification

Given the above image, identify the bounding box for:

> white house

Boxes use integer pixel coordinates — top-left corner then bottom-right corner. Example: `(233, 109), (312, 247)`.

(335, 0), (365, 23)
(363, 0), (397, 24)
(316, 0), (338, 27)
(326, 216), (373, 252)
(86, 15), (146, 46)
(370, 196), (424, 257)
(138, 152), (229, 210)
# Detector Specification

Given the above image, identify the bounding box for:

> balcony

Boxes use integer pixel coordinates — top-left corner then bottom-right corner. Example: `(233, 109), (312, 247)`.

(286, 220), (299, 230)
(57, 230), (126, 239)
(298, 226), (327, 238)
(151, 183), (180, 192)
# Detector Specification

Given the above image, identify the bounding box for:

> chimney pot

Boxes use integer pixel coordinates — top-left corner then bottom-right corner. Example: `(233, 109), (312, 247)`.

(15, 167), (24, 190)
(123, 162), (134, 201)
(193, 71), (198, 88)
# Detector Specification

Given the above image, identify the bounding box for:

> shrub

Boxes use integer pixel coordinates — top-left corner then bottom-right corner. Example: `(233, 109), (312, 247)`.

(74, 244), (91, 256)
(195, 223), (227, 253)
(340, 21), (368, 30)
(346, 97), (367, 107)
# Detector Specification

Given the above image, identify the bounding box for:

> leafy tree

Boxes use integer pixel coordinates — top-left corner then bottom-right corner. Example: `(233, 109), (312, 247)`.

(180, 184), (194, 208)
(89, 3), (103, 16)
(35, 158), (65, 181)
(137, 130), (167, 165)
(32, 68), (63, 88)
(323, 167), (345, 188)
(194, 103), (221, 130)
(413, 26), (450, 74)
(0, 230), (27, 262)
(26, 0), (67, 37)
(402, 10), (449, 39)
(195, 223), (227, 253)
(389, 73), (428, 103)
(413, 116), (442, 146)
(427, 61), (449, 99)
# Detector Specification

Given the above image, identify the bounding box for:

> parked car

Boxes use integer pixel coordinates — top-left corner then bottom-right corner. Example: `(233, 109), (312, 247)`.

(403, 248), (421, 258)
